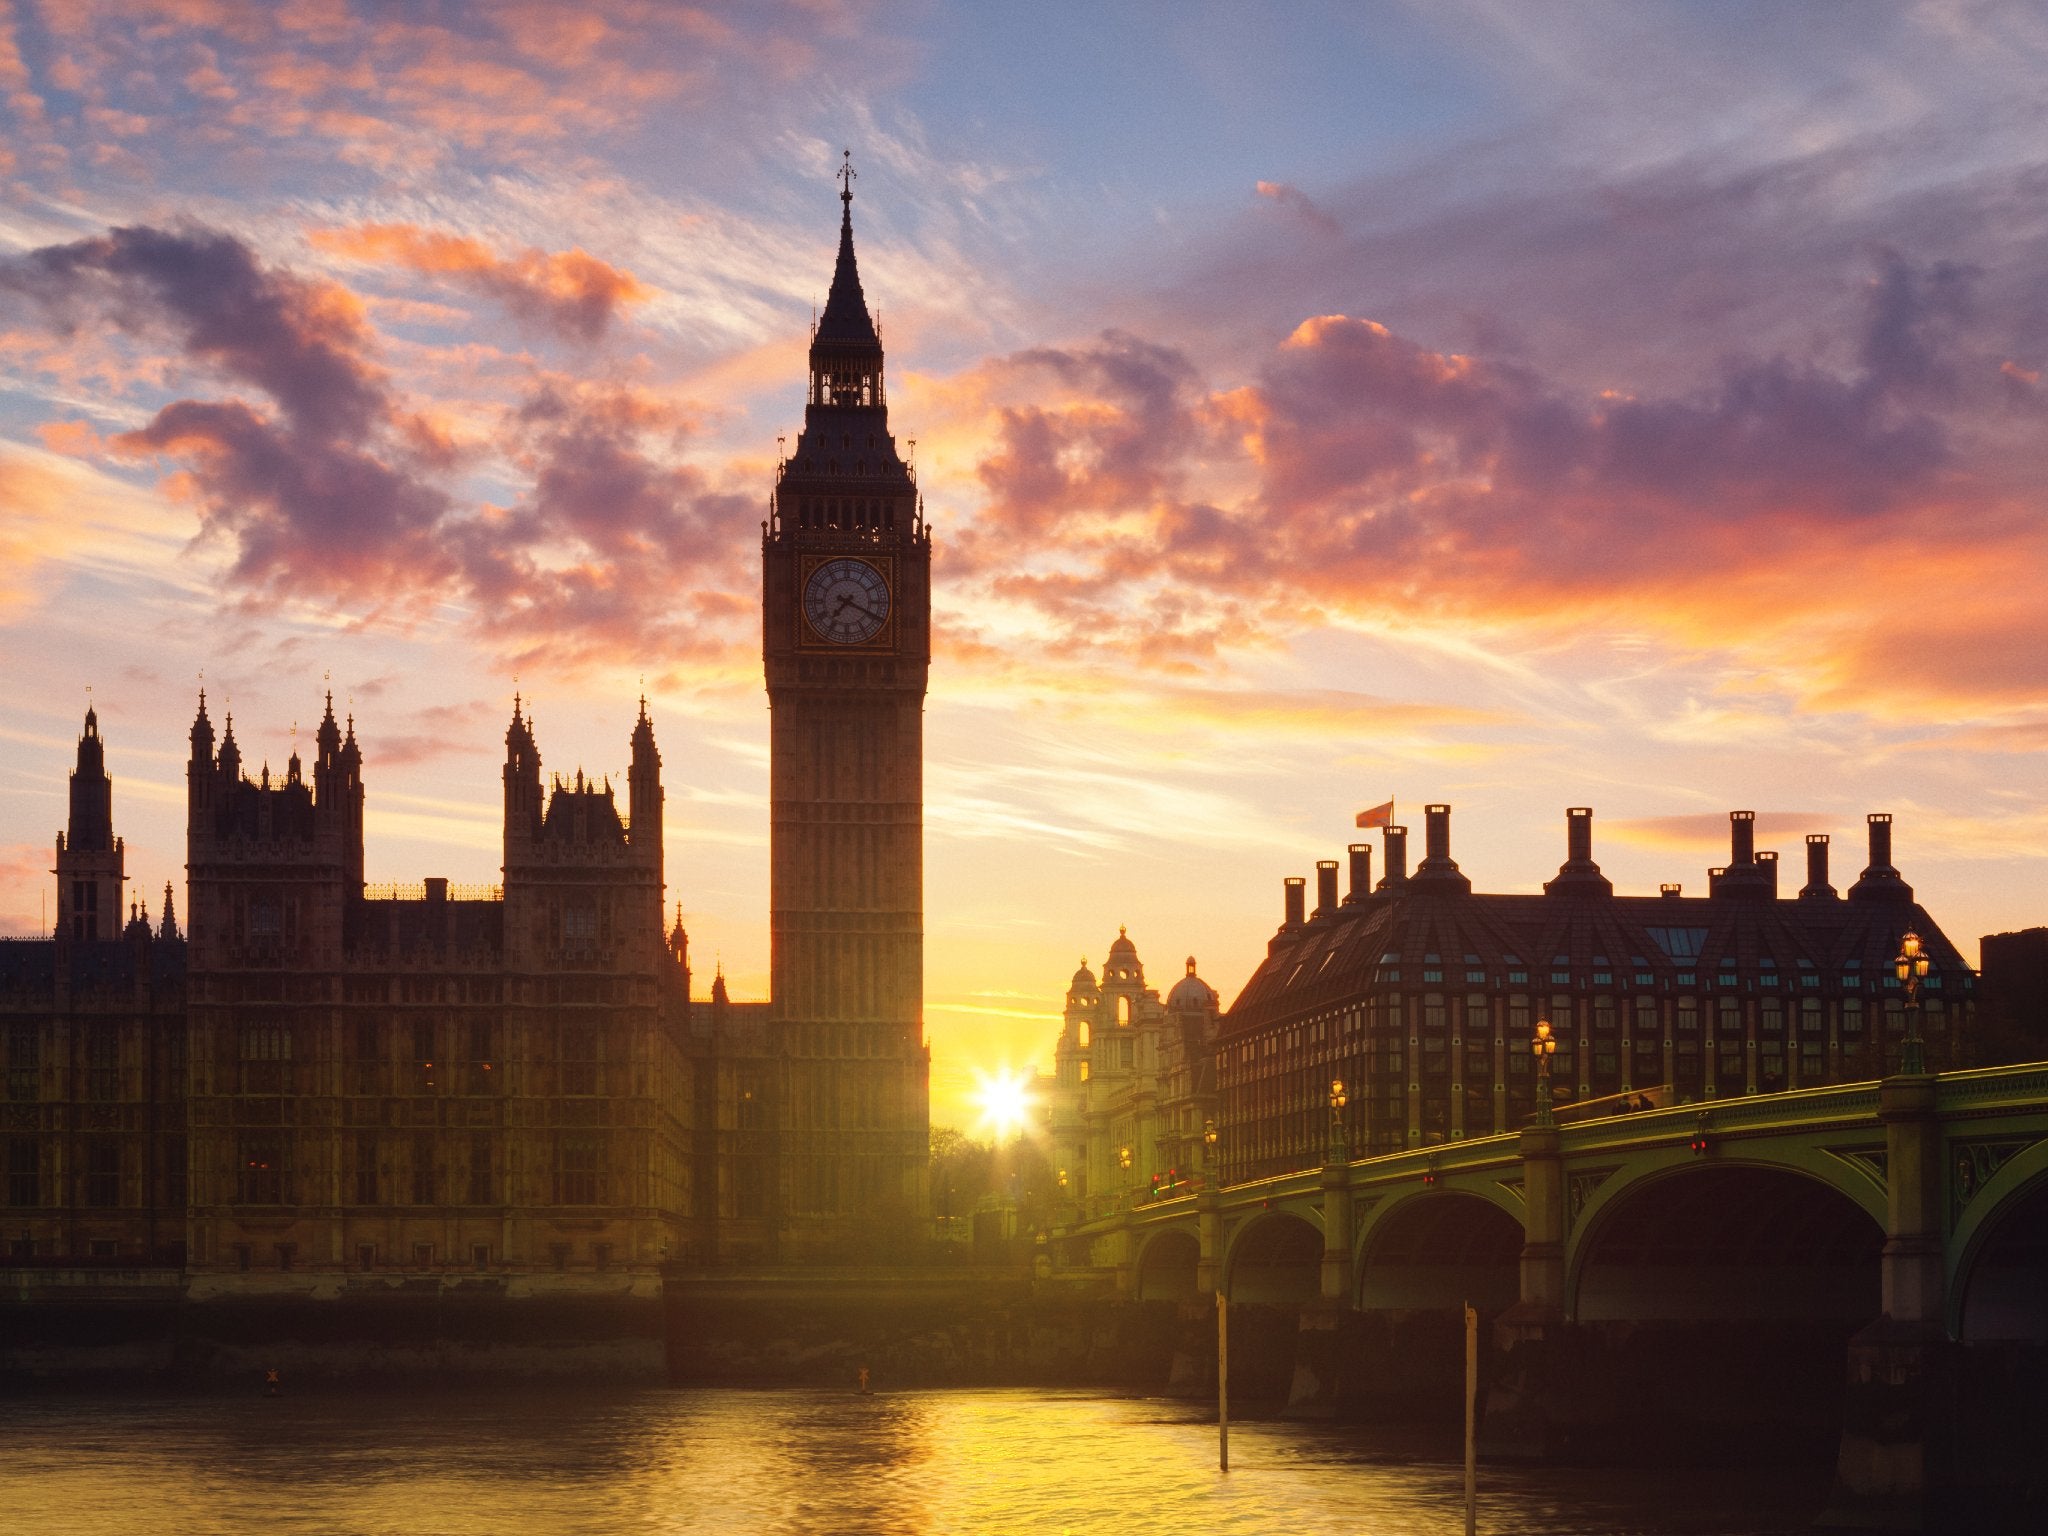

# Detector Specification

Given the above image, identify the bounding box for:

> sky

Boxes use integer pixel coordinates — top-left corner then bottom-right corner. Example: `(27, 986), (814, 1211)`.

(2, 0), (2045, 1131)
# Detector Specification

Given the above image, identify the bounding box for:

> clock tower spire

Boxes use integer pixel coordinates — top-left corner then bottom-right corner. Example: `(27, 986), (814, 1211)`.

(762, 156), (931, 1257)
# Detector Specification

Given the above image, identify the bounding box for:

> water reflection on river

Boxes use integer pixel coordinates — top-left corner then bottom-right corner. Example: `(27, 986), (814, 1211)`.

(0, 1387), (1827, 1534)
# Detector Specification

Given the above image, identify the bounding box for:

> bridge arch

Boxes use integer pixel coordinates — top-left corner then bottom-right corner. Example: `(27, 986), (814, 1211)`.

(1354, 1190), (1520, 1312)
(1223, 1209), (1322, 1304)
(1569, 1160), (1882, 1323)
(1565, 1142), (1885, 1298)
(1949, 1140), (2048, 1342)
(1133, 1227), (1201, 1302)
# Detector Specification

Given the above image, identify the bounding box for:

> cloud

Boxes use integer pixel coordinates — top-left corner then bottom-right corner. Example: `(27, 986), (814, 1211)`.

(0, 223), (457, 604)
(309, 223), (650, 341)
(342, 699), (500, 769)
(0, 221), (757, 665)
(1254, 179), (1340, 238)
(449, 379), (761, 667)
(935, 249), (2041, 715)
(1604, 811), (1834, 854)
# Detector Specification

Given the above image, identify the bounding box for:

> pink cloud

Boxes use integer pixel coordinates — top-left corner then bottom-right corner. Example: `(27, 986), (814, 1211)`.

(934, 251), (2044, 711)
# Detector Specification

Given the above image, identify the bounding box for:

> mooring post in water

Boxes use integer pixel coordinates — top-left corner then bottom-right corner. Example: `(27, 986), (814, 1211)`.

(1217, 1288), (1229, 1473)
(1463, 1302), (1478, 1536)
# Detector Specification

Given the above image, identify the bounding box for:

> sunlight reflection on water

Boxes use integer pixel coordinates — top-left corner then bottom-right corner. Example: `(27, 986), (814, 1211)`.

(0, 1387), (1825, 1535)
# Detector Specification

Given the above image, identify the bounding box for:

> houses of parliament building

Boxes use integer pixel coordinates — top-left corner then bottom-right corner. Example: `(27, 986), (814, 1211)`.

(0, 175), (931, 1316)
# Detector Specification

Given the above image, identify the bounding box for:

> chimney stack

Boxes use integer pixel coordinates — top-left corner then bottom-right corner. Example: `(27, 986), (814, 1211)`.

(1568, 807), (1592, 865)
(1283, 876), (1307, 929)
(1314, 859), (1339, 917)
(1660, 883), (1683, 899)
(1543, 806), (1613, 896)
(1848, 812), (1913, 903)
(1380, 826), (1408, 888)
(1730, 810), (1756, 867)
(1800, 834), (1836, 901)
(1412, 804), (1472, 890)
(1346, 843), (1373, 903)
(1757, 850), (1779, 898)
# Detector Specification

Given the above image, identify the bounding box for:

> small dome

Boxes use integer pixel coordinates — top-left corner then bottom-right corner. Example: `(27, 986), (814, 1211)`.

(1107, 924), (1139, 963)
(1069, 957), (1099, 995)
(1167, 956), (1217, 1012)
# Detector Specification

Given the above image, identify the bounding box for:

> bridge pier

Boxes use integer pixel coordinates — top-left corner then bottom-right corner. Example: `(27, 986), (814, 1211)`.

(1282, 1154), (1363, 1416)
(1480, 1120), (1578, 1458)
(1826, 1072), (1963, 1533)
(1319, 1156), (1353, 1302)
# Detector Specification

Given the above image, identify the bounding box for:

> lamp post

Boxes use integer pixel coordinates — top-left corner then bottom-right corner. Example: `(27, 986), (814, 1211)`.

(1532, 1019), (1558, 1127)
(1203, 1117), (1219, 1187)
(1117, 1144), (1132, 1209)
(1893, 930), (1931, 1075)
(1327, 1077), (1349, 1164)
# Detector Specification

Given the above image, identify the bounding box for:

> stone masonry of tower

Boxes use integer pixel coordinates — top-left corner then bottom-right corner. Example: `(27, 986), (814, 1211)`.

(754, 167), (934, 1261)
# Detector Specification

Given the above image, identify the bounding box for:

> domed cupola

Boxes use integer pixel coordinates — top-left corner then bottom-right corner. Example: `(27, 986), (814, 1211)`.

(1104, 925), (1142, 984)
(1068, 958), (1099, 1000)
(1167, 956), (1218, 1013)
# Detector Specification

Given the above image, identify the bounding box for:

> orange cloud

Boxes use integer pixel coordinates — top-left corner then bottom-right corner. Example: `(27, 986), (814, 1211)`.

(310, 223), (650, 341)
(1605, 812), (1833, 854)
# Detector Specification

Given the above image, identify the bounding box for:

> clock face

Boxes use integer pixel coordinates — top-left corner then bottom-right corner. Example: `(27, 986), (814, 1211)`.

(803, 557), (891, 645)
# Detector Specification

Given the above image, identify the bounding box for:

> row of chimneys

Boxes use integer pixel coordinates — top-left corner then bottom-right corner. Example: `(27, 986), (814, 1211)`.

(1278, 806), (1911, 929)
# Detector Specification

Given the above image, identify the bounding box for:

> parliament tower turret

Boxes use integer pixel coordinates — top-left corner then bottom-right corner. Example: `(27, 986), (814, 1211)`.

(55, 705), (125, 941)
(762, 157), (931, 1254)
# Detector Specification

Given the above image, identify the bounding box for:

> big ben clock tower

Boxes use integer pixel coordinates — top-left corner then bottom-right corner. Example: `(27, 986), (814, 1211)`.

(762, 156), (931, 1255)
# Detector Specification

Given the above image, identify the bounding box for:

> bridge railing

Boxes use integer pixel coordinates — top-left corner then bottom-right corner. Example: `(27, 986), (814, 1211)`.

(1081, 1061), (2048, 1234)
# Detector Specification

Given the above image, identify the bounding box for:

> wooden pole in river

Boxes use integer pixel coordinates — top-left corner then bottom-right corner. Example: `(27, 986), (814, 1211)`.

(1217, 1289), (1230, 1472)
(1463, 1301), (1478, 1536)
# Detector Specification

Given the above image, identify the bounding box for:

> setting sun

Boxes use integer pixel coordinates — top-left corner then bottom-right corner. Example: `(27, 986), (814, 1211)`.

(970, 1066), (1038, 1142)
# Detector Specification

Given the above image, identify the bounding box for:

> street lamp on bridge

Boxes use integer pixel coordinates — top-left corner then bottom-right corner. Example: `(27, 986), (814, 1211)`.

(1327, 1077), (1348, 1164)
(1532, 1019), (1558, 1128)
(1202, 1117), (1218, 1185)
(1893, 930), (1931, 1075)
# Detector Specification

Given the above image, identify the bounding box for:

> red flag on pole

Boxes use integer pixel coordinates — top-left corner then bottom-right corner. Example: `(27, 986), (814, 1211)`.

(1356, 799), (1395, 829)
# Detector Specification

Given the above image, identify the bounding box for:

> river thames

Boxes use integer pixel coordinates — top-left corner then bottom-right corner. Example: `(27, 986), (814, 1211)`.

(0, 1386), (1830, 1534)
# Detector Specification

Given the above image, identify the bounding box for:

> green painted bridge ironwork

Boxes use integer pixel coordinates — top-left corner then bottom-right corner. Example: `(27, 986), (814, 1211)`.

(1052, 1061), (2048, 1344)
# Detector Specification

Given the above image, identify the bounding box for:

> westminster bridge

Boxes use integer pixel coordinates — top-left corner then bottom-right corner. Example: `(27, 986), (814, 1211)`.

(1048, 1061), (2048, 1526)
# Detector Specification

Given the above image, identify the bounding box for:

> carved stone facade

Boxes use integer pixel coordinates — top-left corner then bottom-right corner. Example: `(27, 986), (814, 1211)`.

(2, 714), (185, 1267)
(1044, 930), (1220, 1222)
(754, 170), (932, 1260)
(175, 692), (689, 1298)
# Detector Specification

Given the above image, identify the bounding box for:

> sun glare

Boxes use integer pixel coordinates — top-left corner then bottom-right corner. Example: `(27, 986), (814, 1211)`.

(970, 1066), (1037, 1142)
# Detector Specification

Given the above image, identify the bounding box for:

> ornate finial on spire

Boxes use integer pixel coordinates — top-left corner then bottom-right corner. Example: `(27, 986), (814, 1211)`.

(838, 147), (856, 207)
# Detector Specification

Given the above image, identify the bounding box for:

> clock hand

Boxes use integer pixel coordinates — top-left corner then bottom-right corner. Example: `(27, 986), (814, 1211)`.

(830, 593), (885, 624)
